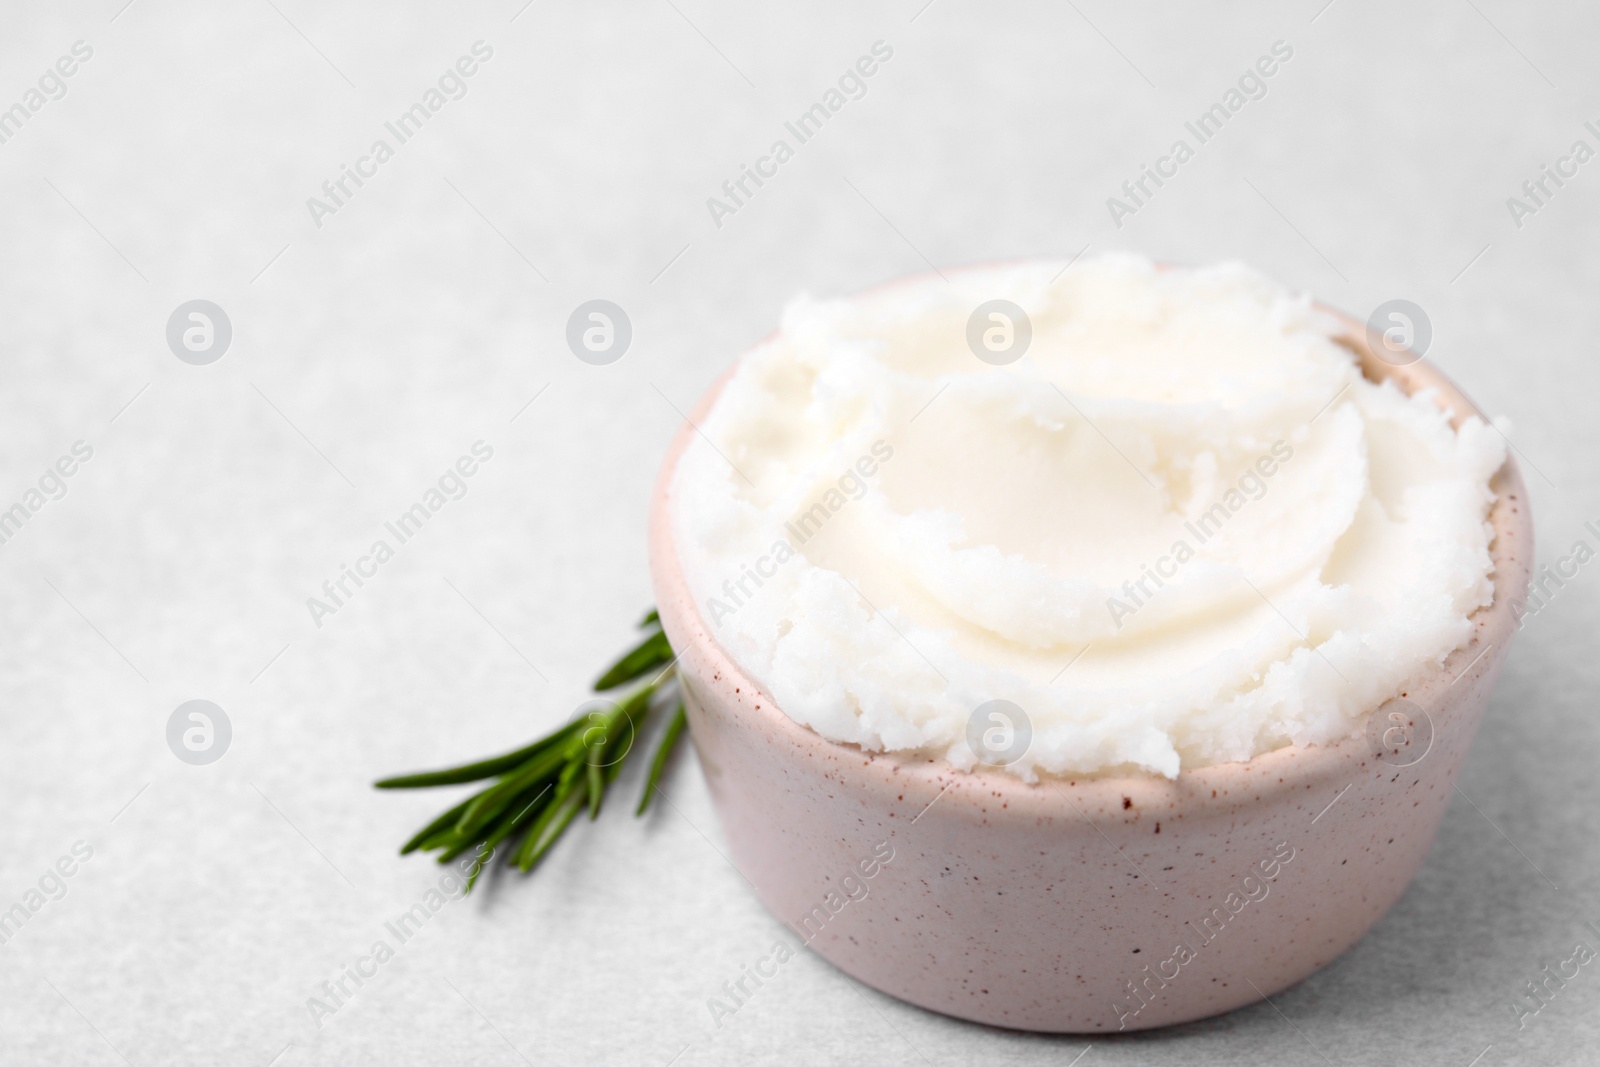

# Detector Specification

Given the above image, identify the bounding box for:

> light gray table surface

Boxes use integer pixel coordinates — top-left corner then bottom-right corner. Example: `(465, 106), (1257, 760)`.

(0, 1), (1596, 1064)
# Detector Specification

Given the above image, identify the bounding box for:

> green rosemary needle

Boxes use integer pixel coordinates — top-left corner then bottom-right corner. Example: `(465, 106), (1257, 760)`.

(376, 609), (685, 890)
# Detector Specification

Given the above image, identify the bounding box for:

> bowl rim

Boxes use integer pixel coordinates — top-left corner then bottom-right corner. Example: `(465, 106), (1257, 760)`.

(648, 260), (1534, 816)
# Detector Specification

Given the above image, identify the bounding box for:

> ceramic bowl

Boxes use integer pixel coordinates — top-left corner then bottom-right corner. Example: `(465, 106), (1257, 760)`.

(647, 290), (1532, 1032)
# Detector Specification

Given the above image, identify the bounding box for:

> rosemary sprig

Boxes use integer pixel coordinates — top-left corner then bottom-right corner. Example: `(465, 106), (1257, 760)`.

(376, 609), (685, 890)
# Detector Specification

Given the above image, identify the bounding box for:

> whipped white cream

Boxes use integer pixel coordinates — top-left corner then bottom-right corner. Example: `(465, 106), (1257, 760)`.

(671, 256), (1506, 778)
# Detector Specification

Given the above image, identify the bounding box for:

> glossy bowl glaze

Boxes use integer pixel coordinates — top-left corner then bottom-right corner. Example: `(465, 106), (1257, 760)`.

(647, 290), (1532, 1032)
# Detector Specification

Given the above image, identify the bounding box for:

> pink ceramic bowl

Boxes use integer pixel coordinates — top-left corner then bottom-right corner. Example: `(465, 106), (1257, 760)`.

(647, 292), (1532, 1033)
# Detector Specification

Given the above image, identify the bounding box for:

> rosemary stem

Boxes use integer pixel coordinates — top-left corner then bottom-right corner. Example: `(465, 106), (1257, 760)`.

(378, 611), (690, 891)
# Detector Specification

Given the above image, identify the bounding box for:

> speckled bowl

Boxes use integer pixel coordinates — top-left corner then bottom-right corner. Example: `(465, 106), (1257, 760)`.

(647, 293), (1532, 1032)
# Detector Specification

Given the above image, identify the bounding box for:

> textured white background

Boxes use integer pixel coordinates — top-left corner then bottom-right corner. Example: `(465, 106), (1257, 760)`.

(0, 1), (1596, 1064)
